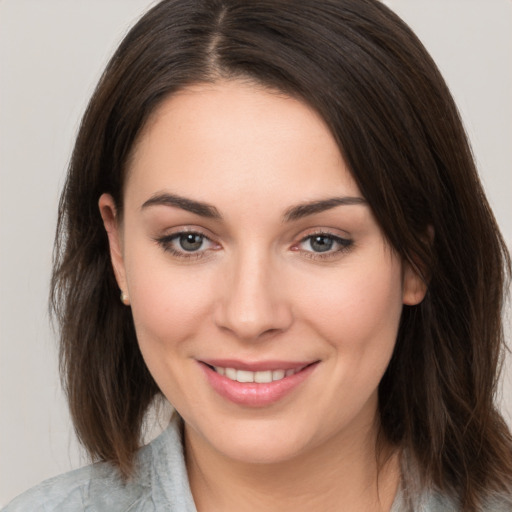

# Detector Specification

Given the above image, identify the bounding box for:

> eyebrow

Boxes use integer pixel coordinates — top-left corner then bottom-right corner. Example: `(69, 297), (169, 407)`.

(283, 196), (367, 222)
(142, 192), (222, 219)
(141, 192), (367, 221)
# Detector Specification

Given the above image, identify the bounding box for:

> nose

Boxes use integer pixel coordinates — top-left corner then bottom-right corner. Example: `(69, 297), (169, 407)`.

(214, 249), (293, 341)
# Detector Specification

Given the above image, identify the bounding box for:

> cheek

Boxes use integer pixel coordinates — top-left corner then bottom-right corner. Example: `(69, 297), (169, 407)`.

(299, 254), (404, 355)
(124, 244), (216, 354)
(292, 253), (404, 430)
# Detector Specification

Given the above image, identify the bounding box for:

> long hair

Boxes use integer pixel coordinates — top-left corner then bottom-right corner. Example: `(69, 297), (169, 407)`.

(51, 1), (512, 509)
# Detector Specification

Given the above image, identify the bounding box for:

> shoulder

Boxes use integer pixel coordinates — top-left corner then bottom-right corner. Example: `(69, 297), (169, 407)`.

(418, 488), (512, 512)
(1, 458), (151, 512)
(394, 484), (512, 511)
(2, 414), (195, 512)
(482, 493), (512, 511)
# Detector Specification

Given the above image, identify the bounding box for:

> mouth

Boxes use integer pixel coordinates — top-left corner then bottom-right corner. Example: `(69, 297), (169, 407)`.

(205, 364), (311, 383)
(198, 359), (319, 407)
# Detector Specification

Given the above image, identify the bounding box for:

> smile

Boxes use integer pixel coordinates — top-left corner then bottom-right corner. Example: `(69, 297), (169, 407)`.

(211, 366), (307, 383)
(199, 360), (319, 407)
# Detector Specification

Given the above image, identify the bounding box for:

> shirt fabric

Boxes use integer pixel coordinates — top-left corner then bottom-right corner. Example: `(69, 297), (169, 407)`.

(2, 415), (510, 511)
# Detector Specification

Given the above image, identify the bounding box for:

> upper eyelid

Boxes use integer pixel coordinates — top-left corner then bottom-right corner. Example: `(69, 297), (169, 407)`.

(296, 229), (351, 243)
(160, 231), (216, 246)
(155, 231), (218, 260)
(299, 230), (349, 240)
(155, 227), (352, 247)
(159, 226), (217, 241)
(297, 233), (353, 258)
(297, 233), (352, 248)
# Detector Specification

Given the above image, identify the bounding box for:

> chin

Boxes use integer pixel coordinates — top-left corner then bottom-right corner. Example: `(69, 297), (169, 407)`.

(184, 412), (323, 466)
(217, 434), (308, 465)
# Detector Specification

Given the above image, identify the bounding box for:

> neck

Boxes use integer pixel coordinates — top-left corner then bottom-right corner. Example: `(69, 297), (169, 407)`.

(185, 418), (400, 512)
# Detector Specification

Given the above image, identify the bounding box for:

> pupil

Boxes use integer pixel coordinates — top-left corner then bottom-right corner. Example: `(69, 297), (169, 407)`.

(179, 233), (203, 251)
(311, 236), (333, 252)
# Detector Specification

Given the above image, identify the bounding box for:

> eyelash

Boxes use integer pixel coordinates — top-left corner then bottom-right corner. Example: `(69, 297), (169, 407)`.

(155, 230), (353, 261)
(155, 230), (219, 261)
(294, 232), (353, 260)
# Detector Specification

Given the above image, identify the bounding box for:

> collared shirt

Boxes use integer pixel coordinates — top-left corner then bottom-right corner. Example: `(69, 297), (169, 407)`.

(3, 415), (511, 511)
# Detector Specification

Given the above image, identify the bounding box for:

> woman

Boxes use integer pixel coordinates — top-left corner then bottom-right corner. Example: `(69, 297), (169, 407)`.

(4, 0), (511, 510)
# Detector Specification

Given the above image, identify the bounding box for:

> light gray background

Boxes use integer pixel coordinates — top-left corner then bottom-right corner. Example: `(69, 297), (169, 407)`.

(1, 0), (511, 505)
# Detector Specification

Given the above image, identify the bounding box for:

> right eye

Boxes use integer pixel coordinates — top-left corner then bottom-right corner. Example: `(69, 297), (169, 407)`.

(175, 233), (207, 252)
(156, 231), (219, 259)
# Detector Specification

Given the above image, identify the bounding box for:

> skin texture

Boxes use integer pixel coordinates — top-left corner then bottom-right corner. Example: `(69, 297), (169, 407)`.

(100, 80), (426, 511)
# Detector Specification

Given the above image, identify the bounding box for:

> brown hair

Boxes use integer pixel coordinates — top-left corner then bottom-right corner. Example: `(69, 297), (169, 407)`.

(51, 0), (512, 509)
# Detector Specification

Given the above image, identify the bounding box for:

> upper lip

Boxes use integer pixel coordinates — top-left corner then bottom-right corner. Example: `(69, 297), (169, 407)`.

(199, 359), (317, 372)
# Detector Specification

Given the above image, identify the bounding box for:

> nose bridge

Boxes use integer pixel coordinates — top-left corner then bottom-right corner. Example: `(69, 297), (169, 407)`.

(215, 243), (292, 340)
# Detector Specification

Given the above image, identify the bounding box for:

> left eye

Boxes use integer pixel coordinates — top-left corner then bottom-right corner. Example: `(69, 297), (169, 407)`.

(299, 234), (352, 254)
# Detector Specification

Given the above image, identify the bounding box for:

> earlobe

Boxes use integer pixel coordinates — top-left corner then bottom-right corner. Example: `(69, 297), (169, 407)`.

(402, 263), (428, 306)
(98, 193), (128, 298)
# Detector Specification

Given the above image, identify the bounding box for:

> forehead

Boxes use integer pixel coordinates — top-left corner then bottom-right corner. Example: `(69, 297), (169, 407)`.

(125, 80), (361, 207)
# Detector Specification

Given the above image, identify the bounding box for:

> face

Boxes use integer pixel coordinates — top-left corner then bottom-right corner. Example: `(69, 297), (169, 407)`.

(100, 80), (425, 466)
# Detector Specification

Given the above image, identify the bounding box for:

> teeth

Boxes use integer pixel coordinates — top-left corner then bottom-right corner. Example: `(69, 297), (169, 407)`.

(272, 369), (285, 381)
(225, 367), (237, 380)
(213, 366), (300, 383)
(236, 370), (254, 383)
(254, 370), (272, 383)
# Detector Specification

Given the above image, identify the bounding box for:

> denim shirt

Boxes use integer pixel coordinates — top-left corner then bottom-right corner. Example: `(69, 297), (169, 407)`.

(2, 415), (195, 512)
(2, 415), (510, 511)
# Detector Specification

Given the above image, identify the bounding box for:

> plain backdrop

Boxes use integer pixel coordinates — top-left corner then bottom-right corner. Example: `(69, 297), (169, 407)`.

(1, 0), (511, 505)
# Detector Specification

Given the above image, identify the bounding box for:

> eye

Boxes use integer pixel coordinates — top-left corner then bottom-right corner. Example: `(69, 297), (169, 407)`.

(177, 233), (206, 252)
(305, 235), (336, 253)
(156, 230), (219, 259)
(296, 232), (353, 259)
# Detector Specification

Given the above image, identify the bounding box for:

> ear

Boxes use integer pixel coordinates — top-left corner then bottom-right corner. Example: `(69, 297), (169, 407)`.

(402, 262), (428, 306)
(402, 226), (433, 305)
(99, 193), (129, 304)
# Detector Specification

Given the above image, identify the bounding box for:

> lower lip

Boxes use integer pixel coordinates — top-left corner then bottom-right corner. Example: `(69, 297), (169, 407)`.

(199, 362), (318, 407)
